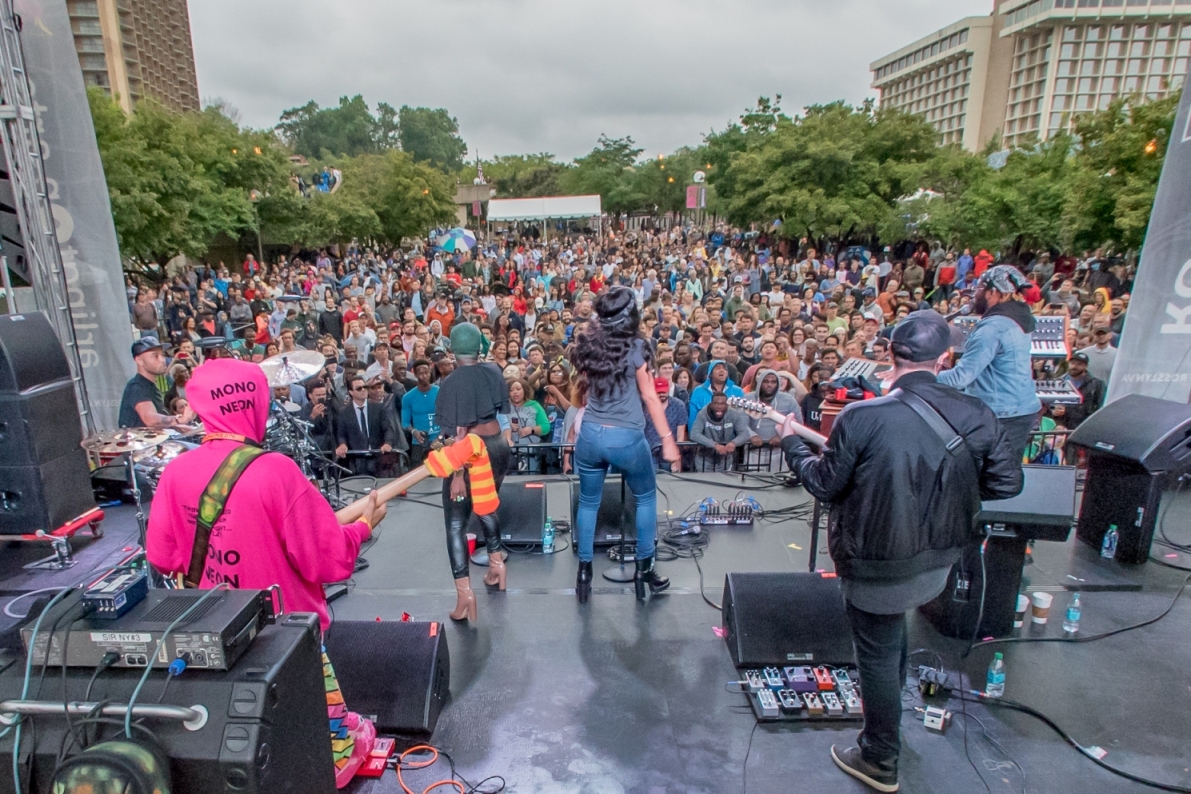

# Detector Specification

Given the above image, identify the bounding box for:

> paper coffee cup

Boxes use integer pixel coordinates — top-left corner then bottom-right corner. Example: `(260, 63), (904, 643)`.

(1014, 594), (1029, 628)
(1031, 591), (1053, 624)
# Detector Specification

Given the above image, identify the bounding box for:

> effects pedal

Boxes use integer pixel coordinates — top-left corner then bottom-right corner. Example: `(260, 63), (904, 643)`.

(785, 666), (817, 693)
(831, 669), (853, 689)
(841, 690), (864, 716)
(813, 667), (835, 691)
(918, 666), (951, 699)
(698, 503), (755, 526)
(756, 688), (780, 718)
(923, 706), (951, 734)
(355, 737), (397, 778)
(777, 690), (802, 713)
(822, 692), (844, 717)
(763, 667), (784, 689)
(745, 670), (765, 692)
(803, 692), (825, 716)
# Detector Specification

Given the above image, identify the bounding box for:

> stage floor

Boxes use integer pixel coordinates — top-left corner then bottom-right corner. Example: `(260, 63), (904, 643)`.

(1, 472), (1189, 794)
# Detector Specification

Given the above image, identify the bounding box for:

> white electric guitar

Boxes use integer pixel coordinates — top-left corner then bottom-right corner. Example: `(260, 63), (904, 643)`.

(727, 397), (829, 448)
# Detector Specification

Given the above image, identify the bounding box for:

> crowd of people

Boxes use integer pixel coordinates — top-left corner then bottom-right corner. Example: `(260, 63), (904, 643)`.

(124, 227), (1130, 472)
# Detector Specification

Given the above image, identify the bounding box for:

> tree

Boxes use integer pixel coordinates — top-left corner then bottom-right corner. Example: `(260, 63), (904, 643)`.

(276, 95), (395, 158)
(563, 135), (646, 215)
(460, 153), (571, 197)
(397, 106), (468, 172)
(339, 151), (458, 243)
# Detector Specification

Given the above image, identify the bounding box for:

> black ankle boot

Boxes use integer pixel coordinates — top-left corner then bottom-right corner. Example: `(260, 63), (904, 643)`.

(576, 561), (593, 604)
(634, 556), (669, 600)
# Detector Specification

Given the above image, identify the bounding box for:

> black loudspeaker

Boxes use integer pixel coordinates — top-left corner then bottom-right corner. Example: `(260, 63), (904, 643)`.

(919, 535), (1029, 639)
(322, 620), (449, 735)
(0, 613), (335, 794)
(1069, 394), (1191, 564)
(0, 312), (93, 534)
(976, 465), (1076, 542)
(0, 448), (95, 534)
(0, 313), (73, 392)
(569, 474), (637, 548)
(468, 479), (547, 544)
(721, 572), (855, 667)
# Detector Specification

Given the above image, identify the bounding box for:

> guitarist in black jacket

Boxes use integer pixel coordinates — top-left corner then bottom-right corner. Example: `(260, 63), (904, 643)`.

(780, 311), (1023, 793)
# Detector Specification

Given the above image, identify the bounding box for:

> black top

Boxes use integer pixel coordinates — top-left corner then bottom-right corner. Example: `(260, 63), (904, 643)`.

(435, 363), (508, 433)
(118, 374), (164, 428)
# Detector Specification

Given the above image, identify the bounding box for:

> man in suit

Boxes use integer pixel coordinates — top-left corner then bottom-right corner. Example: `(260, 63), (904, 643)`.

(335, 374), (397, 476)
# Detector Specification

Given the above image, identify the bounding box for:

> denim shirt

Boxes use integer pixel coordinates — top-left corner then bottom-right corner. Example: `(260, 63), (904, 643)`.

(937, 314), (1041, 418)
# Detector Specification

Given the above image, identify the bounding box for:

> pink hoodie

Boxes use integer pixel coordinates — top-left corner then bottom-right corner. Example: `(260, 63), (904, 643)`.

(146, 358), (369, 630)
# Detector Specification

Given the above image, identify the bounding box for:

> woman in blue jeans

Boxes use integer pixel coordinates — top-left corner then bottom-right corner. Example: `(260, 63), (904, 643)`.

(569, 287), (682, 602)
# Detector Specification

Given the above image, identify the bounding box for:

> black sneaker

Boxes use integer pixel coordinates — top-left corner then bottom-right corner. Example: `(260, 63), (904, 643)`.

(831, 745), (899, 793)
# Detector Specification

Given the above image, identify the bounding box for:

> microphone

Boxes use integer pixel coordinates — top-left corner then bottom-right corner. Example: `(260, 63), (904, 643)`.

(944, 305), (972, 322)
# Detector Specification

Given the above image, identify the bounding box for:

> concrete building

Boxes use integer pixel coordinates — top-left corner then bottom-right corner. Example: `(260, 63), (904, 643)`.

(66, 0), (200, 114)
(871, 0), (1191, 151)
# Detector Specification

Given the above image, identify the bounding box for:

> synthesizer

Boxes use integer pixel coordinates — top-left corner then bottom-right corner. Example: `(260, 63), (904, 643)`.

(1031, 315), (1069, 358)
(1035, 379), (1082, 405)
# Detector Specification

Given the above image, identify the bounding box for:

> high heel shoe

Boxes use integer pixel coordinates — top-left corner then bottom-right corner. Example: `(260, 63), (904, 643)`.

(634, 556), (669, 601)
(576, 561), (593, 604)
(449, 577), (477, 622)
(484, 550), (507, 591)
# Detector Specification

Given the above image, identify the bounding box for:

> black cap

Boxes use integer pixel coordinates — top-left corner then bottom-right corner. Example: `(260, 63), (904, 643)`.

(890, 311), (954, 363)
(131, 336), (163, 358)
(1071, 351), (1090, 363)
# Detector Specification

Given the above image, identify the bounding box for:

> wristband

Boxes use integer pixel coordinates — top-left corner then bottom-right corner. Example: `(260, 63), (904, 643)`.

(661, 432), (673, 440)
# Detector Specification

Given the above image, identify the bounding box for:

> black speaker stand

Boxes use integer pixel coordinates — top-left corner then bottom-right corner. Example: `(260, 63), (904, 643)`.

(603, 477), (635, 583)
(808, 498), (822, 572)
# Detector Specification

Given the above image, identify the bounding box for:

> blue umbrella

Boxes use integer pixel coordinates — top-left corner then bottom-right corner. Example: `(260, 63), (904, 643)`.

(436, 228), (476, 253)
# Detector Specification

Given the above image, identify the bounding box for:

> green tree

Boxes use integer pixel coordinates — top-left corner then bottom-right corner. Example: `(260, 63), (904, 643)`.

(397, 106), (468, 172)
(563, 135), (646, 215)
(460, 153), (571, 197)
(340, 150), (457, 243)
(276, 95), (395, 158)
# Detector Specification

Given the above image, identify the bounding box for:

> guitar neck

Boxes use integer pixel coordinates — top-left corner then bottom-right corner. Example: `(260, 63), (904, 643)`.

(334, 465), (434, 524)
(756, 406), (829, 448)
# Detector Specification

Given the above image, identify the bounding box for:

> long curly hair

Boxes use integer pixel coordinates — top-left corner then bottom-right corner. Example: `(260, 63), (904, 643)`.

(569, 286), (651, 401)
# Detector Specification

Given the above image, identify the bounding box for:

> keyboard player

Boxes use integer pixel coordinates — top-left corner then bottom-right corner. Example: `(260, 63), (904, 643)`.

(938, 265), (1041, 460)
(1047, 351), (1105, 430)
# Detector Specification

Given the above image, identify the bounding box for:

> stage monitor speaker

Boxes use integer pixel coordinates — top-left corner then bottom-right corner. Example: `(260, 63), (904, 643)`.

(1068, 393), (1191, 473)
(0, 447), (95, 534)
(569, 474), (637, 548)
(0, 312), (72, 393)
(0, 381), (84, 465)
(322, 620), (449, 735)
(0, 613), (335, 794)
(976, 465), (1076, 542)
(721, 572), (854, 667)
(1075, 455), (1163, 564)
(919, 535), (1029, 639)
(468, 479), (546, 545)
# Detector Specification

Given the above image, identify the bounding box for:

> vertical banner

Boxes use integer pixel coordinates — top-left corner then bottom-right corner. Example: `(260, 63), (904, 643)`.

(16, 0), (133, 428)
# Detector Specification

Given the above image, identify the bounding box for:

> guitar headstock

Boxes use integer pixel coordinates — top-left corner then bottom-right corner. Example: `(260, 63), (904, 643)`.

(727, 396), (768, 419)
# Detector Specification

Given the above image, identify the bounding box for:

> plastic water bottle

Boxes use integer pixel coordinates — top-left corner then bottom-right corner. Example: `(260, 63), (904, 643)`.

(1063, 592), (1082, 634)
(985, 652), (1006, 698)
(542, 516), (555, 553)
(1101, 525), (1119, 559)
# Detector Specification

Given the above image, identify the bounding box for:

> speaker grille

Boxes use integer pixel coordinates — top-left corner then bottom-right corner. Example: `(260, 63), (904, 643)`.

(722, 572), (854, 667)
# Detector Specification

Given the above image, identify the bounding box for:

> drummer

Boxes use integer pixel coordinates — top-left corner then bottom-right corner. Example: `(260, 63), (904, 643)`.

(119, 336), (195, 429)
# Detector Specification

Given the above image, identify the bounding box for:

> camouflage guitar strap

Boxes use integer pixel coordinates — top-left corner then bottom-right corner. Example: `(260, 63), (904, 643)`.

(185, 445), (268, 588)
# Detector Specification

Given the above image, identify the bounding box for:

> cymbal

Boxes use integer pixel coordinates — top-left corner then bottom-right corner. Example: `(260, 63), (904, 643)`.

(82, 428), (172, 455)
(260, 349), (325, 387)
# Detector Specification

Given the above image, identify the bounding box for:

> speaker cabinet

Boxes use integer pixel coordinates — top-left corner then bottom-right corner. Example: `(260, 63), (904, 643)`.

(1075, 456), (1164, 565)
(0, 313), (72, 393)
(0, 613), (335, 794)
(919, 535), (1029, 639)
(569, 474), (637, 548)
(468, 479), (547, 545)
(0, 447), (95, 535)
(0, 382), (84, 465)
(721, 572), (854, 667)
(322, 620), (450, 735)
(1068, 394), (1191, 473)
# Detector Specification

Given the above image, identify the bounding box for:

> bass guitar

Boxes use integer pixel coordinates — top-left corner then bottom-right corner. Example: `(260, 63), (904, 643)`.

(727, 397), (829, 448)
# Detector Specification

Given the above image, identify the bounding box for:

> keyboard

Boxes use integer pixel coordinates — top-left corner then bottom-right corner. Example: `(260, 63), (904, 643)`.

(1031, 316), (1069, 359)
(1035, 379), (1082, 405)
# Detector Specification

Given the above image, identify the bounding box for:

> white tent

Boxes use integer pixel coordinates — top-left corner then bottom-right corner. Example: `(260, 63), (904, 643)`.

(487, 195), (602, 223)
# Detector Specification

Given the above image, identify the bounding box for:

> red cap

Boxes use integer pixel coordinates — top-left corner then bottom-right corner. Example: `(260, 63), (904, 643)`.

(654, 377), (670, 394)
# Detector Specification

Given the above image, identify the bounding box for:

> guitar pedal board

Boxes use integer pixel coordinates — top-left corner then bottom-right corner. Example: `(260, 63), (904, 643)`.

(743, 665), (863, 723)
(698, 503), (755, 526)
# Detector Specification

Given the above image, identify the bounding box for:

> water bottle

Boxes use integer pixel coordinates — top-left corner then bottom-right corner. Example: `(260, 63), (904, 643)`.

(985, 652), (1006, 698)
(1063, 592), (1082, 634)
(542, 516), (555, 553)
(1101, 524), (1119, 559)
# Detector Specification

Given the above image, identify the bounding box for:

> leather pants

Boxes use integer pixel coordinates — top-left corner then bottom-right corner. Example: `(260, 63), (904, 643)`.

(442, 432), (510, 579)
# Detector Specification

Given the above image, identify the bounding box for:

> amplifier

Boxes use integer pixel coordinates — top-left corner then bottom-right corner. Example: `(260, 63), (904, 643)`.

(975, 465), (1076, 542)
(0, 613), (335, 794)
(23, 589), (270, 670)
(570, 474), (636, 548)
(469, 479), (547, 545)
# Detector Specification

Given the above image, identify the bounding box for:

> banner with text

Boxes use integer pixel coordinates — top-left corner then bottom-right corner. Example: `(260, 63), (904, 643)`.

(16, 0), (134, 428)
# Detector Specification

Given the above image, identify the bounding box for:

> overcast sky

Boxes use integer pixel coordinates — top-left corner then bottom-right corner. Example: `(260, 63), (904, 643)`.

(189, 0), (994, 162)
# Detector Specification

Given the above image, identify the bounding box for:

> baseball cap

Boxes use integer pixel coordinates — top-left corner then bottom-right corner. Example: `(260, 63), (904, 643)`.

(653, 377), (670, 394)
(862, 287), (877, 298)
(889, 311), (954, 363)
(1071, 351), (1090, 363)
(131, 336), (163, 358)
(978, 265), (1030, 294)
(1093, 326), (1111, 335)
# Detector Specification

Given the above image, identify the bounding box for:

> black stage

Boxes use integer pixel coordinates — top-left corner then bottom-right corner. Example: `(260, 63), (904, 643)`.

(1, 473), (1188, 793)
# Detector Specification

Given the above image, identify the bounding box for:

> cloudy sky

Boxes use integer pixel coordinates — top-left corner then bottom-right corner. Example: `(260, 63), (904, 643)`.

(189, 0), (994, 161)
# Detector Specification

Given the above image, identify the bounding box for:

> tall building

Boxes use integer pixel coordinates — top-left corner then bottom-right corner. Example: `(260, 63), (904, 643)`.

(871, 0), (1191, 151)
(66, 0), (200, 114)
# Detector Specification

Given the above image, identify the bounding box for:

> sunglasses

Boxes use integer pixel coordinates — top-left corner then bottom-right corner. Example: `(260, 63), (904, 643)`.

(351, 386), (366, 392)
